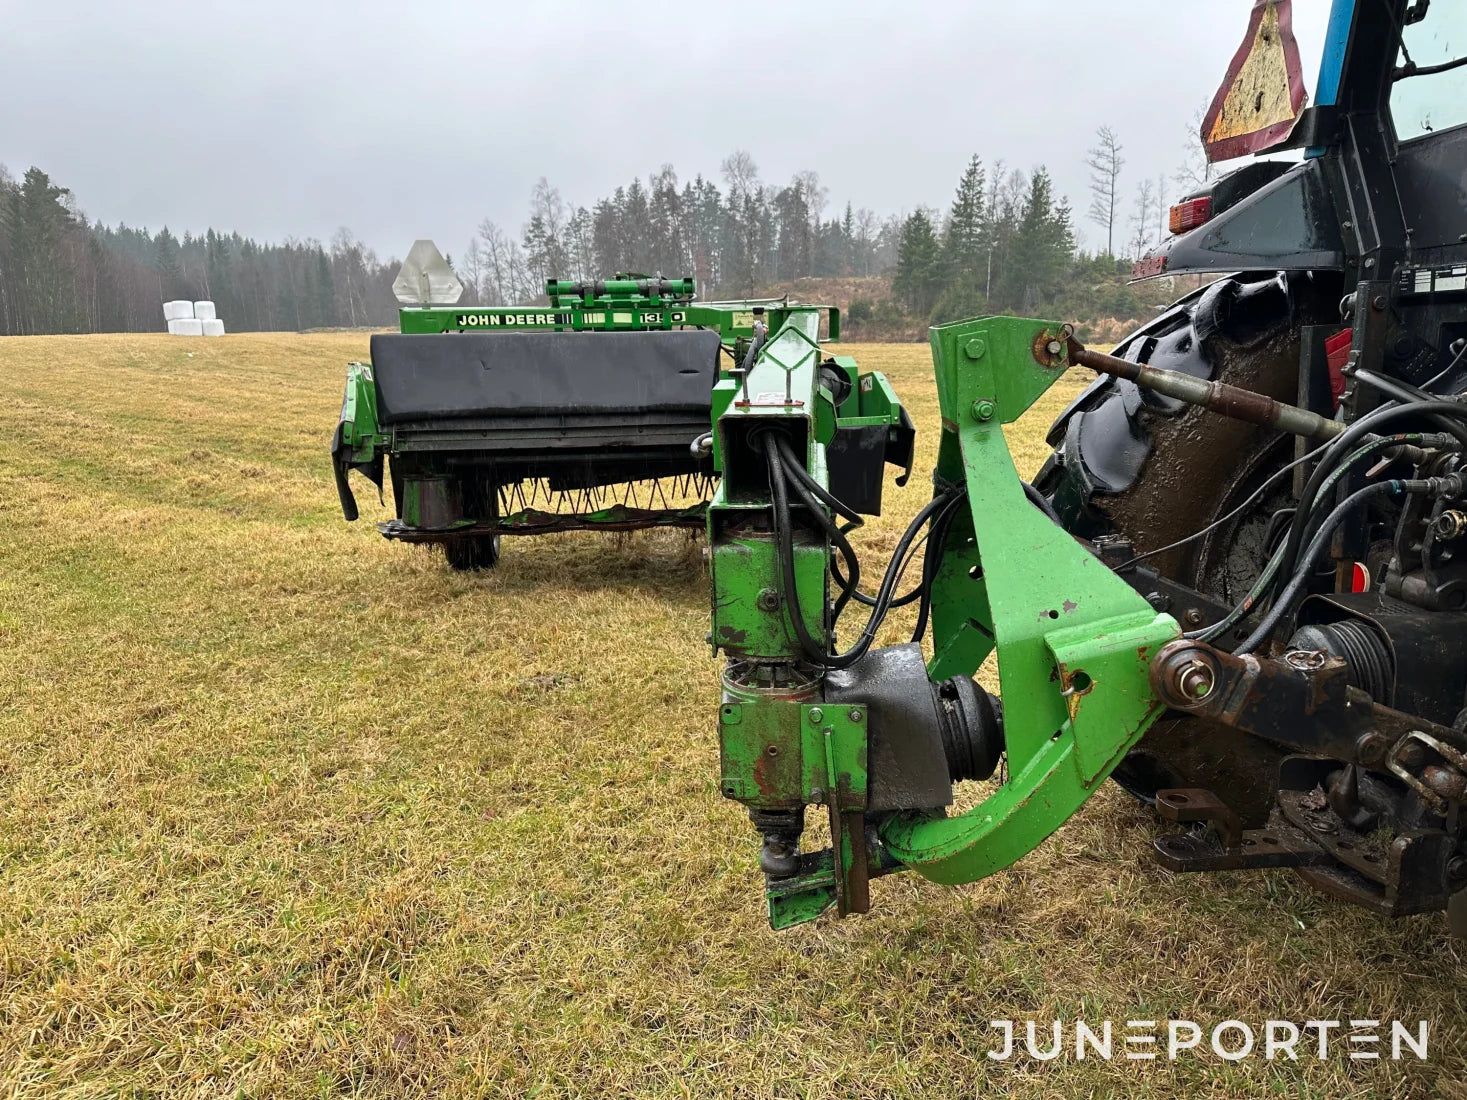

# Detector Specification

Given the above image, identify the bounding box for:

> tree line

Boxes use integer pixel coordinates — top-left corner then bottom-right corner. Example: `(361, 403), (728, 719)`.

(0, 165), (402, 336)
(463, 155), (902, 307)
(1, 121), (1198, 336)
(885, 120), (1195, 331)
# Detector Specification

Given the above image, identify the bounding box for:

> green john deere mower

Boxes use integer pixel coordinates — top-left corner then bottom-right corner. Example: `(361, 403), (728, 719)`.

(331, 242), (915, 568)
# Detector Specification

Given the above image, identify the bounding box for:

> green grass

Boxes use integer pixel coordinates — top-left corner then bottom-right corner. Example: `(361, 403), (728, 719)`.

(0, 332), (1462, 1097)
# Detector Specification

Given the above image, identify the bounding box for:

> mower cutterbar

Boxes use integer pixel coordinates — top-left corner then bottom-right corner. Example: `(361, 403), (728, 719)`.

(712, 315), (1178, 928)
(331, 277), (915, 569)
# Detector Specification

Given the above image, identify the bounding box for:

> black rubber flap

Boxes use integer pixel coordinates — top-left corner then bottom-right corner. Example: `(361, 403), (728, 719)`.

(370, 329), (721, 424)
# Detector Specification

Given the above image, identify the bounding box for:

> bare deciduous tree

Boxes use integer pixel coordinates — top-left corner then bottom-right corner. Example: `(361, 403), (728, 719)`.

(1086, 125), (1125, 256)
(477, 218), (517, 306)
(1127, 179), (1160, 260)
(720, 150), (759, 201)
(1174, 103), (1215, 193)
(792, 169), (827, 228)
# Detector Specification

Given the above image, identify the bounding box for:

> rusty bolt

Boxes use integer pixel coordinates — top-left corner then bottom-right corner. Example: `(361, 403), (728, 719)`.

(808, 707), (824, 725)
(1182, 608), (1207, 628)
(1045, 338), (1064, 357)
(848, 708), (863, 723)
(755, 587), (780, 612)
(1173, 659), (1215, 702)
(964, 337), (987, 360)
(1354, 731), (1390, 767)
(1284, 649), (1327, 671)
(972, 399), (996, 422)
(809, 788), (825, 805)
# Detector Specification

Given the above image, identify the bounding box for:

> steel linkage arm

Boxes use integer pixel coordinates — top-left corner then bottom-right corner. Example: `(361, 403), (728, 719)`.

(880, 317), (1179, 884)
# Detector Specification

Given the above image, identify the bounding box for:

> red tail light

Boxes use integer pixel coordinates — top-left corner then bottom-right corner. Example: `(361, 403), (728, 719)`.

(1168, 196), (1213, 234)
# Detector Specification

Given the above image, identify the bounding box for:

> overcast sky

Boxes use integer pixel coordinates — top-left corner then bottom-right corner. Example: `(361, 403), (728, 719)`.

(5, 1), (1329, 260)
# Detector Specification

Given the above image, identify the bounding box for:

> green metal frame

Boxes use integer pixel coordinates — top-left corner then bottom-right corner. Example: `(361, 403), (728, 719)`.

(881, 317), (1178, 883)
(336, 361), (384, 461)
(711, 315), (1179, 927)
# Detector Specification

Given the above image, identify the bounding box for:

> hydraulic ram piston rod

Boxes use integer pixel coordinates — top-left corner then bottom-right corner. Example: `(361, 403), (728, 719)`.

(1065, 335), (1345, 441)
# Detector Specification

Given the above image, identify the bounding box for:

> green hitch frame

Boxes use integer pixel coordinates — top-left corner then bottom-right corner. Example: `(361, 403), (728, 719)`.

(883, 317), (1179, 884)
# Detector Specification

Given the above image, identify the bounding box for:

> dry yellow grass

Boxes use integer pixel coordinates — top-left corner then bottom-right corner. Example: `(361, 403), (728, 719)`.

(0, 332), (1462, 1098)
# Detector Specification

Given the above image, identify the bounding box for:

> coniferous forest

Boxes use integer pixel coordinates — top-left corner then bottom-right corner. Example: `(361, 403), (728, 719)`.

(0, 133), (1194, 337)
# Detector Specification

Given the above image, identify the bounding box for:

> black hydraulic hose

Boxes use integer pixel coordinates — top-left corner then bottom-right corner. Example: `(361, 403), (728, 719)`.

(911, 490), (968, 644)
(1281, 400), (1467, 579)
(739, 327), (767, 373)
(1236, 481), (1404, 654)
(1190, 434), (1424, 644)
(772, 435), (865, 527)
(1022, 480), (1062, 525)
(764, 436), (952, 669)
(765, 441), (827, 664)
(1123, 443), (1327, 570)
(769, 434), (870, 618)
(832, 520), (928, 610)
(1353, 369), (1467, 449)
(777, 455), (864, 620)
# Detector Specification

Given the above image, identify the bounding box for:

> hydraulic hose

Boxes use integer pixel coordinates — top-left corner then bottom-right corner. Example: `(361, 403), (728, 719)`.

(1191, 434), (1427, 644)
(763, 434), (953, 670)
(1236, 480), (1405, 654)
(1281, 401), (1467, 580)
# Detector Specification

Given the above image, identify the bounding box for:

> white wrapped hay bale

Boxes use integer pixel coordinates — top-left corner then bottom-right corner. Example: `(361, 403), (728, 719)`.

(201, 319), (226, 337)
(193, 301), (217, 322)
(163, 300), (195, 321)
(167, 318), (204, 336)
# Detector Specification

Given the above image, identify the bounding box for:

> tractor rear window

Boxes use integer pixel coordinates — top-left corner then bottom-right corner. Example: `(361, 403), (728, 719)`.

(1390, 5), (1467, 140)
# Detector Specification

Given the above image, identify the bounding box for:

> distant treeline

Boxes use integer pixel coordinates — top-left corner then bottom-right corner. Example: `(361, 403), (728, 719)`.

(1, 130), (1184, 335)
(0, 166), (401, 335)
(465, 157), (900, 307)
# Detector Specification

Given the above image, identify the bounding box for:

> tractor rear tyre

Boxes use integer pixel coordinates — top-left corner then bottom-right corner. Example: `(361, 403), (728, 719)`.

(1038, 272), (1343, 824)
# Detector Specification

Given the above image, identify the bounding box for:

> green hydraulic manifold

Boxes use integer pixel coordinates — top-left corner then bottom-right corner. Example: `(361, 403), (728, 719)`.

(710, 315), (1179, 927)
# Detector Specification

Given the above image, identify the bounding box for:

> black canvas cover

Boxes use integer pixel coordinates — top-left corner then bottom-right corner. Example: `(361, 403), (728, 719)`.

(369, 329), (721, 425)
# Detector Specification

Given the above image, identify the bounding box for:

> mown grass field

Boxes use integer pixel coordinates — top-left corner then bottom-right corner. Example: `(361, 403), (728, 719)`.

(0, 332), (1462, 1098)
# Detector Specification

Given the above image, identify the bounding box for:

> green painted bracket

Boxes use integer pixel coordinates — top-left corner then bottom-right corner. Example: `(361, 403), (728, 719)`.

(881, 316), (1179, 886)
(764, 704), (867, 928)
(337, 361), (384, 459)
